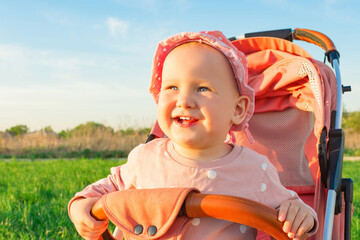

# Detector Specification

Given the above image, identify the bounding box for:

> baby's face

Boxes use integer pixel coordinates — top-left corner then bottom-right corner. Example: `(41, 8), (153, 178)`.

(157, 42), (247, 153)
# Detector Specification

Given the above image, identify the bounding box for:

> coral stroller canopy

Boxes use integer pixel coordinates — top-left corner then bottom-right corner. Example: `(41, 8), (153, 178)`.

(231, 36), (340, 240)
(232, 36), (337, 184)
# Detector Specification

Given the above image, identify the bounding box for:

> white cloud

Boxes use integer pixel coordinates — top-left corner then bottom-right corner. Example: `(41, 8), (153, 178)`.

(0, 82), (156, 131)
(0, 43), (142, 85)
(105, 17), (129, 37)
(0, 43), (157, 131)
(43, 11), (72, 26)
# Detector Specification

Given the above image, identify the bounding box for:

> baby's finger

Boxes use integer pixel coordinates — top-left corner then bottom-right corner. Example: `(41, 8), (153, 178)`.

(293, 233), (308, 240)
(81, 229), (105, 240)
(295, 214), (314, 238)
(278, 201), (291, 222)
(78, 220), (108, 239)
(74, 226), (99, 240)
(80, 224), (109, 240)
(84, 215), (109, 230)
(282, 202), (300, 235)
(289, 208), (307, 235)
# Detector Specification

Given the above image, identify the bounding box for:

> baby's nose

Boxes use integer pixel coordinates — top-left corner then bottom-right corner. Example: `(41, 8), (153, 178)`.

(176, 92), (196, 108)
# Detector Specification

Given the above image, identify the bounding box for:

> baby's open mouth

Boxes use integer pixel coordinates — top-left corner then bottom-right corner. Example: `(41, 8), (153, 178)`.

(175, 116), (198, 125)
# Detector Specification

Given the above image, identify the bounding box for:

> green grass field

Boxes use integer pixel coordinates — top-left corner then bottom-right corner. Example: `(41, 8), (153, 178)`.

(0, 158), (126, 239)
(0, 159), (359, 239)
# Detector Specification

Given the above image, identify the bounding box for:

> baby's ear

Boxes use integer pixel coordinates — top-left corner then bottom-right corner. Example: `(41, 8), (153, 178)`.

(232, 96), (250, 125)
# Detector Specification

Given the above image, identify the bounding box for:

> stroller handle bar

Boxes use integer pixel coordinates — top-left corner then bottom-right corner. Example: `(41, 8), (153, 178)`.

(293, 28), (336, 53)
(293, 28), (340, 66)
(231, 28), (340, 66)
(91, 191), (300, 240)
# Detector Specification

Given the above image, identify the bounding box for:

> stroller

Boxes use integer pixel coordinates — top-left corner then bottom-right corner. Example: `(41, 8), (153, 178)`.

(91, 28), (353, 240)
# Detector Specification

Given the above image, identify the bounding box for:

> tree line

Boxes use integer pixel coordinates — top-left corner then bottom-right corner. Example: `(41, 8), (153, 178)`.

(1, 111), (359, 159)
(0, 121), (151, 159)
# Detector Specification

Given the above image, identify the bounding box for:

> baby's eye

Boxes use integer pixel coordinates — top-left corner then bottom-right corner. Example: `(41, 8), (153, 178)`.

(164, 85), (178, 91)
(198, 86), (210, 92)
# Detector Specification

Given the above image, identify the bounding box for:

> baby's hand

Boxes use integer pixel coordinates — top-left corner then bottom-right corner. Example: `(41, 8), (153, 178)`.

(278, 199), (314, 240)
(70, 197), (109, 240)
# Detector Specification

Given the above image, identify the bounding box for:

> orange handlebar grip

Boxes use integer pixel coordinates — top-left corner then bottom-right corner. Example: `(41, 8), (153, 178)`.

(90, 199), (116, 240)
(91, 199), (108, 221)
(293, 28), (337, 53)
(185, 192), (293, 240)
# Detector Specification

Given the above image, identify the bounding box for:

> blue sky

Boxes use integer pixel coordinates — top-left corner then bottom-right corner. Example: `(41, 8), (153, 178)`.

(0, 0), (359, 132)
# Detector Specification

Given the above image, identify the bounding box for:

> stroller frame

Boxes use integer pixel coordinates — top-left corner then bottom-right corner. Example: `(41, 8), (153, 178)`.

(231, 28), (353, 240)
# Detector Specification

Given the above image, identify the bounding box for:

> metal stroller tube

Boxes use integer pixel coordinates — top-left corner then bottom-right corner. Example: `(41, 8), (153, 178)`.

(292, 28), (348, 240)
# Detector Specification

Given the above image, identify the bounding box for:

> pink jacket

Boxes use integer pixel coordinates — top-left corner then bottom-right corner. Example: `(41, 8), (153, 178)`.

(69, 138), (318, 239)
